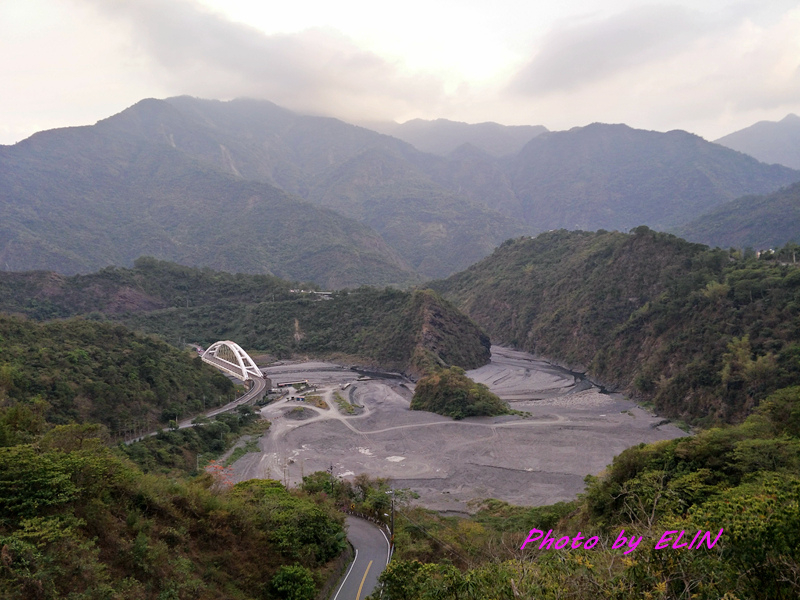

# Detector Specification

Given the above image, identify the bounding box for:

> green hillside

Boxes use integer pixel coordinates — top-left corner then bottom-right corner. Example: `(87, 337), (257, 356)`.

(675, 181), (800, 250)
(101, 97), (526, 279)
(5, 97), (798, 284)
(0, 424), (346, 600)
(307, 146), (527, 277)
(0, 315), (234, 435)
(0, 260), (491, 376)
(434, 228), (800, 424)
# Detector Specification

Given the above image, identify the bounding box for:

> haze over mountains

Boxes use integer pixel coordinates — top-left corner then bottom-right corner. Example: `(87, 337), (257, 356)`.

(2, 96), (800, 286)
(715, 114), (800, 170)
(369, 118), (548, 157)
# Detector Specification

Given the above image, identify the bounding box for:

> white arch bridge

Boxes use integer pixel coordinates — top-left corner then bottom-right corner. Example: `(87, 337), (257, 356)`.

(201, 341), (262, 381)
(201, 341), (267, 408)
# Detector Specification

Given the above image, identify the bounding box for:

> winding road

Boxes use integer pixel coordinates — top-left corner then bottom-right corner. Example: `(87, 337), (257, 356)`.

(333, 517), (391, 600)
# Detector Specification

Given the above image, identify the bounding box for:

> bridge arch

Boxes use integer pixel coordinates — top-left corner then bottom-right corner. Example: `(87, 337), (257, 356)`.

(201, 341), (262, 381)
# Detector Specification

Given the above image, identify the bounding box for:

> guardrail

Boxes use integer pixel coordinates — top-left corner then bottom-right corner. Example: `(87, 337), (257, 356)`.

(341, 509), (392, 540)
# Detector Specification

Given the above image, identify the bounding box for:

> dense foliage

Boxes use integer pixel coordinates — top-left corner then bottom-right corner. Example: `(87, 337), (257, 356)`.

(0, 261), (491, 376)
(119, 406), (268, 477)
(0, 422), (345, 600)
(125, 287), (491, 375)
(372, 386), (800, 599)
(0, 257), (297, 320)
(410, 366), (509, 419)
(0, 315), (233, 436)
(435, 228), (800, 424)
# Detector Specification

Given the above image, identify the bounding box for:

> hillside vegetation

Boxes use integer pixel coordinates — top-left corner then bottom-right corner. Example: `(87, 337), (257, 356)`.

(375, 385), (800, 599)
(410, 366), (509, 419)
(0, 315), (234, 437)
(0, 112), (417, 288)
(676, 181), (800, 250)
(0, 422), (346, 600)
(4, 96), (798, 284)
(435, 228), (800, 424)
(0, 304), (348, 598)
(0, 259), (491, 377)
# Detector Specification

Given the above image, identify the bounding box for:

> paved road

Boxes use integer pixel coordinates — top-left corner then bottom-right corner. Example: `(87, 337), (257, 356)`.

(125, 374), (267, 444)
(201, 375), (267, 419)
(334, 516), (391, 600)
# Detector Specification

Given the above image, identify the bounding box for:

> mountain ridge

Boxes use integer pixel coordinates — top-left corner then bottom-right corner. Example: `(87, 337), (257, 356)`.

(715, 113), (800, 169)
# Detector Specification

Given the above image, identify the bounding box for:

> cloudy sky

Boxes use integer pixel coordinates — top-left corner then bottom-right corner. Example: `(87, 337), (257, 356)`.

(2, 0), (799, 144)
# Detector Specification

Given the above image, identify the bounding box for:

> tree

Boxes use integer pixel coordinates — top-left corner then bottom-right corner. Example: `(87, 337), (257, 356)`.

(271, 565), (316, 600)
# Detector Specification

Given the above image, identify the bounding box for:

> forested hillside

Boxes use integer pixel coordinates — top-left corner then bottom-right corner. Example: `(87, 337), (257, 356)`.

(435, 228), (800, 424)
(0, 112), (417, 288)
(676, 181), (800, 250)
(0, 259), (491, 376)
(5, 96), (797, 285)
(0, 422), (347, 600)
(86, 97), (526, 279)
(0, 315), (234, 436)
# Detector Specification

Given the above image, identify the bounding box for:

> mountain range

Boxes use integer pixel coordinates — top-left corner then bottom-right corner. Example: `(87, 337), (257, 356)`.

(715, 114), (800, 170)
(2, 96), (800, 285)
(368, 118), (548, 156)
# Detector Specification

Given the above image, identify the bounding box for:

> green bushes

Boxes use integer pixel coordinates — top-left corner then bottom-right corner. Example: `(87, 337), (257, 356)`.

(410, 366), (509, 419)
(0, 428), (345, 599)
(0, 315), (234, 434)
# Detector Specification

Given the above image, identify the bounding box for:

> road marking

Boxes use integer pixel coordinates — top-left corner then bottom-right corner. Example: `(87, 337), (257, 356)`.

(332, 549), (358, 600)
(356, 560), (373, 600)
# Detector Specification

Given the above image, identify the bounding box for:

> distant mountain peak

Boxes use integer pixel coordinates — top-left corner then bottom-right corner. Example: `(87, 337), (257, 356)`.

(715, 114), (800, 169)
(368, 117), (547, 157)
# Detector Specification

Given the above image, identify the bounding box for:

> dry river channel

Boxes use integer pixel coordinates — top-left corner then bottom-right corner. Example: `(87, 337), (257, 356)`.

(230, 346), (685, 513)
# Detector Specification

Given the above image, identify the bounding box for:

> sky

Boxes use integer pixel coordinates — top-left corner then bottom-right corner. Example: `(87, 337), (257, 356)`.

(2, 0), (800, 145)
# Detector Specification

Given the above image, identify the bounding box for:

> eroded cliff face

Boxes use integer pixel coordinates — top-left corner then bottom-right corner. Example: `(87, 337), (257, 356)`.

(407, 289), (491, 377)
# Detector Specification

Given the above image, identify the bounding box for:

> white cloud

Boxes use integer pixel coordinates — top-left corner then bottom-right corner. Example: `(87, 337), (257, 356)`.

(2, 0), (800, 143)
(79, 0), (447, 123)
(500, 4), (800, 138)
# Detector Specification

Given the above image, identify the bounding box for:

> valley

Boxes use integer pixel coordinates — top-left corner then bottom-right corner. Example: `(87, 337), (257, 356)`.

(3, 95), (800, 598)
(232, 347), (683, 512)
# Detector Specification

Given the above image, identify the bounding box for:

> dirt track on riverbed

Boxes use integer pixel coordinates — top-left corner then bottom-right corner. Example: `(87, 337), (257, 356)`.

(230, 347), (685, 512)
